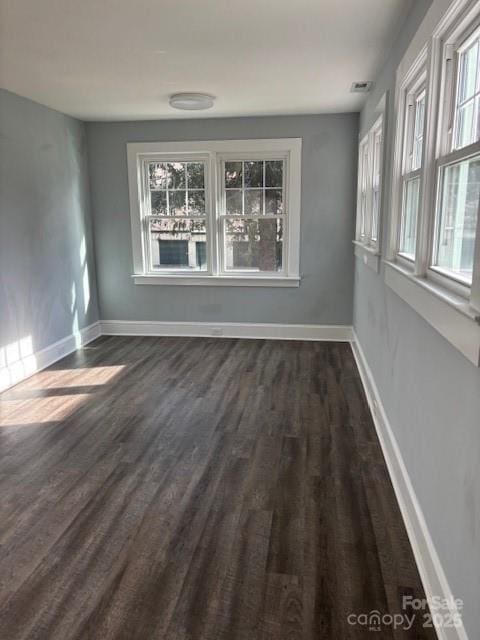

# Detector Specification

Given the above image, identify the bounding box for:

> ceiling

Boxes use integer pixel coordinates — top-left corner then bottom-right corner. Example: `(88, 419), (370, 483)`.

(0, 0), (413, 121)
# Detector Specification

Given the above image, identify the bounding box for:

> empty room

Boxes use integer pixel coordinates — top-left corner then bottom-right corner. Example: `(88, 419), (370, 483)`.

(0, 0), (479, 638)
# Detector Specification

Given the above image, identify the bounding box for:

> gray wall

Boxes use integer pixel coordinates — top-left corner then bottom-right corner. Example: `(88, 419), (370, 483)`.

(354, 1), (480, 636)
(0, 89), (99, 355)
(86, 114), (357, 325)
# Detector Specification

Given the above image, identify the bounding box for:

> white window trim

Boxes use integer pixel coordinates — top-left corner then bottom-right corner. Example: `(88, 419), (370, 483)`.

(127, 138), (302, 287)
(354, 103), (385, 273)
(386, 0), (480, 366)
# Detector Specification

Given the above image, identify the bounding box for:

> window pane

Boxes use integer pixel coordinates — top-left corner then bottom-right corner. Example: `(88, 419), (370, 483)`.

(265, 161), (283, 187)
(224, 217), (283, 272)
(225, 162), (242, 188)
(196, 241), (207, 269)
(454, 35), (480, 149)
(187, 191), (205, 215)
(265, 189), (283, 214)
(244, 161), (263, 188)
(226, 190), (243, 215)
(371, 190), (379, 241)
(245, 189), (263, 215)
(459, 40), (478, 104)
(455, 100), (475, 149)
(149, 218), (207, 271)
(187, 163), (205, 189)
(169, 190), (187, 215)
(149, 163), (168, 190)
(400, 177), (420, 257)
(360, 193), (367, 238)
(151, 191), (167, 215)
(359, 142), (369, 239)
(168, 162), (186, 189)
(434, 156), (480, 283)
(412, 92), (425, 170)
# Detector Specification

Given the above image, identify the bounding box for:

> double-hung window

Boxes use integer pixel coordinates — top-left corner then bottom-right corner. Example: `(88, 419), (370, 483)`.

(399, 79), (426, 259)
(147, 159), (209, 271)
(220, 158), (285, 273)
(388, 0), (480, 366)
(357, 136), (370, 242)
(355, 115), (384, 253)
(431, 21), (480, 290)
(127, 139), (301, 286)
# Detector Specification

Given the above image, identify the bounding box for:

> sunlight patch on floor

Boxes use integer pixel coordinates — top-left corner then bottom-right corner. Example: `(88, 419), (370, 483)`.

(0, 336), (37, 392)
(0, 393), (91, 427)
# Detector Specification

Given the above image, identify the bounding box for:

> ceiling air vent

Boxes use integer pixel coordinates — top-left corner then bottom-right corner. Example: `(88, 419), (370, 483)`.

(350, 81), (373, 93)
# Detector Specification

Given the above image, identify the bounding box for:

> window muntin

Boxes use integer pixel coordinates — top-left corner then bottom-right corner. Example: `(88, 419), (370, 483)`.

(149, 161), (206, 216)
(221, 159), (285, 273)
(398, 82), (426, 259)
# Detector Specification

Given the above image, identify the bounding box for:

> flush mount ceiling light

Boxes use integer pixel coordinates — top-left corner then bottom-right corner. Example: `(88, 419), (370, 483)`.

(169, 93), (215, 110)
(350, 81), (373, 93)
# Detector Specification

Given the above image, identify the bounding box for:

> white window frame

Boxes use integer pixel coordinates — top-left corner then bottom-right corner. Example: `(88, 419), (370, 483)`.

(386, 0), (480, 367)
(356, 135), (370, 243)
(371, 121), (383, 245)
(428, 15), (480, 294)
(354, 112), (385, 271)
(389, 47), (428, 268)
(127, 139), (302, 287)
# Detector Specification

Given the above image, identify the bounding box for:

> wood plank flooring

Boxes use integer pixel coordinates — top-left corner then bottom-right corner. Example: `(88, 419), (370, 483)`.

(0, 336), (436, 639)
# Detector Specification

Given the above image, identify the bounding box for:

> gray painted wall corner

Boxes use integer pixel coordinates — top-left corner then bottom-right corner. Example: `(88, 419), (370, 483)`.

(0, 89), (100, 357)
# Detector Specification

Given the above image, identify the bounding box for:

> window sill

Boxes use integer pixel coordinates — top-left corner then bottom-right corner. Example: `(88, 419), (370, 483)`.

(384, 260), (480, 366)
(353, 241), (381, 273)
(132, 274), (301, 287)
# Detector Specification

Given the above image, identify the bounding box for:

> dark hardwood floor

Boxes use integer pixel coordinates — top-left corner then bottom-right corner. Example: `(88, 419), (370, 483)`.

(0, 336), (436, 639)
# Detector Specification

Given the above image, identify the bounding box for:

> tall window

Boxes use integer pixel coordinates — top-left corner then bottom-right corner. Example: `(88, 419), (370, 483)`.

(432, 25), (480, 285)
(147, 161), (207, 271)
(355, 115), (384, 250)
(399, 80), (426, 259)
(221, 160), (284, 272)
(127, 139), (302, 284)
(358, 137), (369, 241)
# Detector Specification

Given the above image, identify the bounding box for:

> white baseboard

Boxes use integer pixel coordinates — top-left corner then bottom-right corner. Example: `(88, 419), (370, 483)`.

(100, 320), (353, 342)
(351, 332), (468, 640)
(0, 321), (101, 393)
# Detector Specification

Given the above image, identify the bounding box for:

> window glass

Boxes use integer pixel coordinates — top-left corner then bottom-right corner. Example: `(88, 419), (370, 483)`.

(149, 162), (206, 216)
(359, 142), (369, 239)
(371, 130), (382, 241)
(453, 31), (480, 150)
(411, 91), (426, 170)
(224, 218), (283, 272)
(224, 160), (284, 216)
(433, 155), (480, 283)
(149, 218), (207, 271)
(400, 177), (420, 257)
